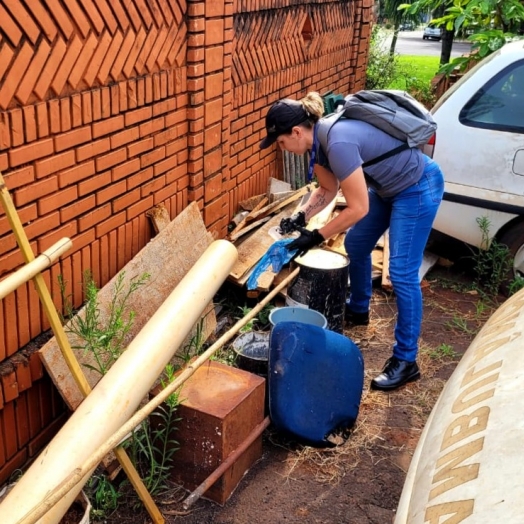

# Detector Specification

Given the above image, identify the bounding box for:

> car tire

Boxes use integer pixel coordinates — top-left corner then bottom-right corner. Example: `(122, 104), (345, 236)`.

(498, 223), (524, 295)
(422, 36), (426, 40)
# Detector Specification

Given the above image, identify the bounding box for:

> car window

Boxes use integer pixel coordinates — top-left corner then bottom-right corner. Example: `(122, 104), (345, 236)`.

(460, 59), (524, 133)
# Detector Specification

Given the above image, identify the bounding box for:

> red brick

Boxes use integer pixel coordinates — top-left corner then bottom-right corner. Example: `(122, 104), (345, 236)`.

(206, 1), (225, 17)
(70, 228), (96, 253)
(0, 203), (36, 236)
(3, 165), (35, 190)
(60, 195), (95, 222)
(95, 148), (127, 172)
(205, 19), (224, 45)
(9, 138), (54, 167)
(127, 167), (153, 190)
(10, 109), (24, 147)
(113, 187), (141, 212)
(25, 212), (60, 240)
(0, 112), (11, 149)
(78, 170), (112, 196)
(23, 106), (37, 143)
(204, 124), (221, 152)
(58, 160), (95, 188)
(154, 153), (178, 177)
(112, 158), (141, 181)
(204, 174), (223, 203)
(38, 186), (78, 215)
(127, 137), (154, 158)
(153, 126), (179, 148)
(54, 126), (92, 152)
(35, 150), (76, 179)
(78, 203), (112, 232)
(166, 164), (187, 184)
(37, 222), (77, 253)
(124, 107), (153, 127)
(0, 152), (7, 171)
(96, 179), (126, 205)
(72, 93), (82, 128)
(92, 115), (125, 138)
(126, 194), (153, 220)
(205, 46), (224, 74)
(153, 182), (178, 206)
(204, 98), (223, 127)
(165, 109), (185, 128)
(152, 98), (176, 118)
(13, 356), (32, 392)
(14, 176), (58, 206)
(95, 211), (126, 238)
(139, 115), (165, 138)
(141, 175), (166, 198)
(204, 148), (222, 177)
(1, 368), (18, 402)
(111, 127), (139, 149)
(166, 137), (187, 157)
(141, 146), (166, 168)
(76, 137), (111, 162)
(205, 72), (224, 100)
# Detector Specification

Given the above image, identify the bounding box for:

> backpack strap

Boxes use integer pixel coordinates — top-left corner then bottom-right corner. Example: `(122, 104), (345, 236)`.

(362, 143), (411, 168)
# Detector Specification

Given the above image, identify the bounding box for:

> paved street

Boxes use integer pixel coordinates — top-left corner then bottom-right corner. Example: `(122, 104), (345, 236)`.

(387, 29), (472, 58)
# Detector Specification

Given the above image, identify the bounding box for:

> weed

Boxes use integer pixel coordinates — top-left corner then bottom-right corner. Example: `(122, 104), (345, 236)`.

(124, 365), (180, 498)
(508, 275), (524, 296)
(176, 317), (206, 365)
(446, 315), (476, 335)
(86, 473), (121, 520)
(60, 270), (150, 376)
(428, 343), (457, 360)
(471, 217), (512, 297)
(238, 305), (257, 333)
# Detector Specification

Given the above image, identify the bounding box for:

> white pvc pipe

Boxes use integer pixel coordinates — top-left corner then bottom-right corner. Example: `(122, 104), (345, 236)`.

(0, 239), (237, 524)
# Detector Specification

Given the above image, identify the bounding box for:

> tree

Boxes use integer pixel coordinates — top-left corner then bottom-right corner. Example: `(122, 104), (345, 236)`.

(381, 0), (420, 54)
(400, 0), (524, 71)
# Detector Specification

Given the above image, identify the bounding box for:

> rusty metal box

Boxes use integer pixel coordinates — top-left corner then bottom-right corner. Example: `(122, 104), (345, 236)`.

(170, 360), (266, 505)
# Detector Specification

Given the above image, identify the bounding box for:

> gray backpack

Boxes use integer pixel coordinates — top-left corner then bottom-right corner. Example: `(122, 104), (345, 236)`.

(316, 90), (437, 176)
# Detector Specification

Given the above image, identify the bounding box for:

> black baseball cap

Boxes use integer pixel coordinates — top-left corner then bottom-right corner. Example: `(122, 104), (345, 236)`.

(259, 99), (308, 149)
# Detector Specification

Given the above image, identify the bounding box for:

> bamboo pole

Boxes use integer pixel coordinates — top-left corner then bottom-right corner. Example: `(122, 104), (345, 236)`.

(0, 173), (164, 524)
(14, 267), (300, 524)
(0, 238), (72, 299)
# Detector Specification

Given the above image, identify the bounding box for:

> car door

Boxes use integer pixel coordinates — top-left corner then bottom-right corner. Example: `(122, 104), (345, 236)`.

(434, 58), (524, 198)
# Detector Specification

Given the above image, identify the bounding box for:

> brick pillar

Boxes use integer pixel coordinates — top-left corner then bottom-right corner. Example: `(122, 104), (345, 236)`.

(187, 0), (232, 238)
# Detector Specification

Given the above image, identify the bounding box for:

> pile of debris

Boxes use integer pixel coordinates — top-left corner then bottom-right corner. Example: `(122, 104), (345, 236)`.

(224, 178), (401, 298)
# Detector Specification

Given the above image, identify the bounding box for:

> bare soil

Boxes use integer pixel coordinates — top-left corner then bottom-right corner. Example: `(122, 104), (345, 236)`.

(87, 261), (503, 524)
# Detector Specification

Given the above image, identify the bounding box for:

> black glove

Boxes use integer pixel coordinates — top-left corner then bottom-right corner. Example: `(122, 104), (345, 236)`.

(285, 228), (325, 257)
(279, 211), (306, 234)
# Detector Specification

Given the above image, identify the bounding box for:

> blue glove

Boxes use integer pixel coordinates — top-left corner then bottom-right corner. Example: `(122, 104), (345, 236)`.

(285, 228), (325, 257)
(247, 239), (297, 290)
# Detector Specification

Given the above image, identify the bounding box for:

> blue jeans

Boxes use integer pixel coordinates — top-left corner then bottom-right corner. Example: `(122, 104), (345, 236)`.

(344, 157), (444, 362)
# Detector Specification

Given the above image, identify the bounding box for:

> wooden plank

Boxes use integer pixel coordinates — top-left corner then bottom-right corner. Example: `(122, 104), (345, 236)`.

(229, 206), (295, 283)
(39, 202), (215, 411)
(245, 184), (311, 223)
(228, 216), (271, 243)
(239, 193), (265, 211)
(145, 204), (171, 234)
(227, 196), (268, 241)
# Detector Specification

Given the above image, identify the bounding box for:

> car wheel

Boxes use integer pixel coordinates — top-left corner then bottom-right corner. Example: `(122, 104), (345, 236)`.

(498, 223), (524, 295)
(422, 36), (426, 40)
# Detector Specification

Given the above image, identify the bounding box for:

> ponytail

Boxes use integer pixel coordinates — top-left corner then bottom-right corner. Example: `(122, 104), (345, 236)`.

(301, 92), (324, 122)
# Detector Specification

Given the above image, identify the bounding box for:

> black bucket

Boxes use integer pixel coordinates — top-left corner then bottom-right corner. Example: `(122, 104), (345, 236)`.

(286, 248), (349, 333)
(232, 331), (270, 376)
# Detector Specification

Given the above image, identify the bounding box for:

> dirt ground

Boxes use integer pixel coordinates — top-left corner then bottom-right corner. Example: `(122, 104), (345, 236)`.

(94, 260), (501, 524)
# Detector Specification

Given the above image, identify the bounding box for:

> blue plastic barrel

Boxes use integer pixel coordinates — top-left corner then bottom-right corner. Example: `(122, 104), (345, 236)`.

(269, 321), (364, 447)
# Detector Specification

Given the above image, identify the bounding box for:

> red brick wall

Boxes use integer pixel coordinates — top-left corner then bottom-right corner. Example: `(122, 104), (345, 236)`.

(0, 0), (372, 484)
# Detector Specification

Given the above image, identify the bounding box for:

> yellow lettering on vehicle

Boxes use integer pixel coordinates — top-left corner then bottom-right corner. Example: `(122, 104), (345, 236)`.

(429, 438), (484, 501)
(460, 361), (502, 387)
(451, 376), (497, 414)
(440, 406), (489, 452)
(424, 499), (475, 524)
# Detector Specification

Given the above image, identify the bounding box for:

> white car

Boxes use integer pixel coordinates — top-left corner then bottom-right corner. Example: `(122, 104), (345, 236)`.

(425, 39), (524, 287)
(422, 24), (442, 41)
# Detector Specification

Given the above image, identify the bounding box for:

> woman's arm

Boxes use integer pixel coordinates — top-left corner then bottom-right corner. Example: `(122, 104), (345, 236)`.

(317, 165), (369, 240)
(299, 164), (339, 220)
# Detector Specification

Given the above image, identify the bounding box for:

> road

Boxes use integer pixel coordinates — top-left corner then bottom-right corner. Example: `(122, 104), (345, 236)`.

(389, 30), (472, 58)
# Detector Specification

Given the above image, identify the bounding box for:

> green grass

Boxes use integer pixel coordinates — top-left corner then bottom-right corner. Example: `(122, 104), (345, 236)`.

(389, 55), (441, 89)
